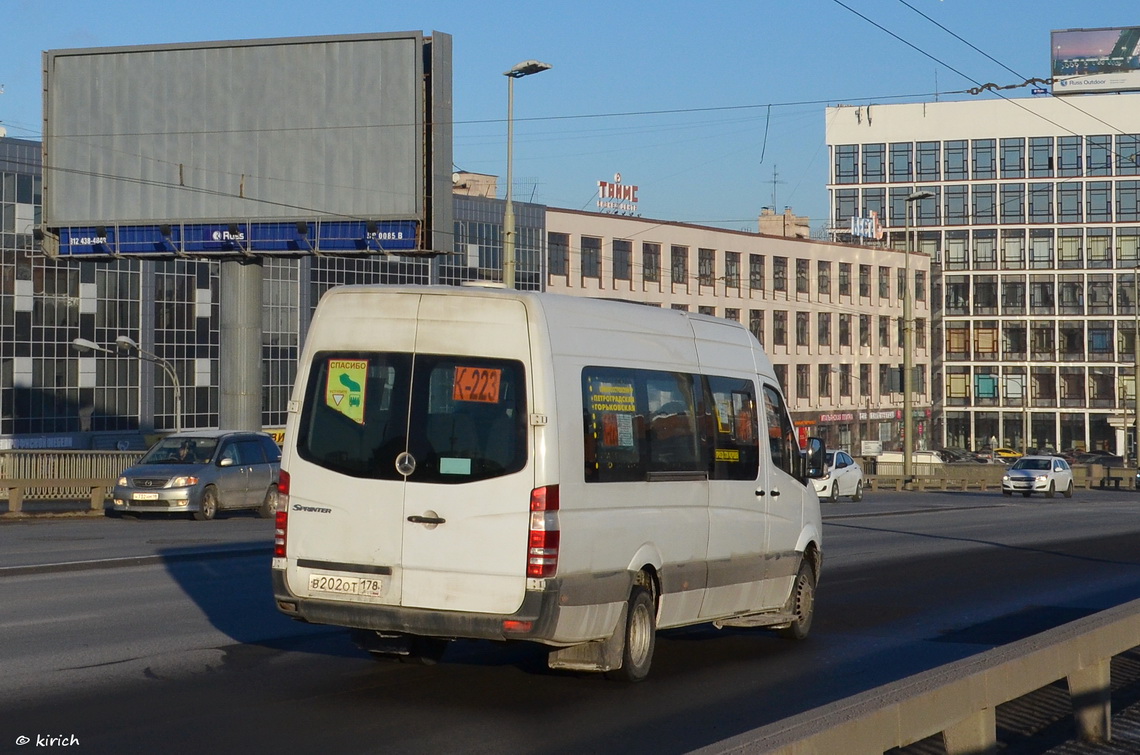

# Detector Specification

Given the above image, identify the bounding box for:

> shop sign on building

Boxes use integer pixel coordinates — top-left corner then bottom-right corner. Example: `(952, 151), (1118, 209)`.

(597, 173), (639, 215)
(849, 210), (884, 240)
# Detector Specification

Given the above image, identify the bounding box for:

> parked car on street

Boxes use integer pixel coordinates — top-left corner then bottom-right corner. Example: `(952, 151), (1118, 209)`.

(812, 450), (863, 502)
(110, 430), (282, 520)
(1074, 450), (1124, 467)
(1001, 455), (1074, 498)
(992, 447), (1022, 459)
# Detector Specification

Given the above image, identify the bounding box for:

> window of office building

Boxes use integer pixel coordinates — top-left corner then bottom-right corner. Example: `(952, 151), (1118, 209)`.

(262, 258), (300, 428)
(945, 140), (968, 180)
(916, 270), (927, 302)
(1116, 135), (1140, 176)
(1058, 183), (1082, 223)
(860, 314), (871, 347)
(1088, 274), (1113, 316)
(613, 239), (632, 282)
(1118, 182), (1140, 223)
(879, 315), (890, 348)
(724, 308), (740, 323)
(835, 189), (858, 224)
(972, 184), (997, 225)
(698, 306), (716, 316)
(773, 257), (787, 292)
(670, 245), (688, 286)
(914, 188), (940, 225)
(1088, 228), (1112, 268)
(1002, 278), (1026, 315)
(1058, 274), (1084, 315)
(582, 236), (602, 280)
(1000, 137), (1025, 178)
(1087, 135), (1113, 177)
(774, 364), (788, 393)
(1058, 229), (1083, 268)
(946, 276), (969, 316)
(973, 138), (997, 180)
(818, 312), (831, 347)
(698, 248), (715, 287)
(878, 266), (890, 300)
(796, 259), (810, 294)
(945, 185), (968, 224)
(773, 310), (787, 346)
(916, 141), (940, 181)
(1002, 230), (1026, 270)
(859, 265), (871, 298)
(946, 232), (968, 270)
(818, 261), (831, 296)
(749, 309), (764, 345)
(1001, 183), (1025, 224)
(1029, 183), (1054, 223)
(839, 313), (851, 347)
(1119, 273), (1138, 315)
(889, 187), (912, 227)
(1120, 228), (1140, 267)
(1058, 136), (1082, 177)
(974, 230), (997, 270)
(547, 232), (570, 277)
(889, 142), (913, 182)
(839, 262), (851, 296)
(897, 268), (906, 301)
(796, 365), (811, 401)
(724, 251), (740, 290)
(974, 276), (998, 315)
(862, 187), (886, 220)
(749, 253), (764, 290)
(1030, 276), (1055, 315)
(862, 142), (886, 183)
(796, 311), (810, 347)
(1029, 230), (1054, 270)
(818, 364), (832, 399)
(946, 323), (969, 360)
(642, 242), (660, 283)
(1003, 321), (1028, 359)
(835, 144), (859, 184)
(1029, 136), (1054, 177)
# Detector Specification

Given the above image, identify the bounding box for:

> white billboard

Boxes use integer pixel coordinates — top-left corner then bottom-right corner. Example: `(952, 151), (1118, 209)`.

(1052, 26), (1140, 95)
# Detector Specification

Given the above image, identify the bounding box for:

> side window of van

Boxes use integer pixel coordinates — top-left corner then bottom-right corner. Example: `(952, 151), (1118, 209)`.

(706, 376), (759, 481)
(762, 384), (800, 478)
(582, 367), (759, 483)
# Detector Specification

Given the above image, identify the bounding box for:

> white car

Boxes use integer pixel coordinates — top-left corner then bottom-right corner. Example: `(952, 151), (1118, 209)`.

(1002, 455), (1074, 498)
(812, 450), (863, 502)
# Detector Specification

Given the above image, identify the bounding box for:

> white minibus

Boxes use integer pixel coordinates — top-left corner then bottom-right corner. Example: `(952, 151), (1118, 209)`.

(272, 286), (824, 681)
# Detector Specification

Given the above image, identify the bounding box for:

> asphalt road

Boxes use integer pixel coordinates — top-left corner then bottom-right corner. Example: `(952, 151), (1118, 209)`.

(3, 490), (1140, 754)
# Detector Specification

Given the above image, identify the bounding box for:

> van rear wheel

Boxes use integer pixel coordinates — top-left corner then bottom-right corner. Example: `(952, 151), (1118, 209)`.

(605, 586), (655, 683)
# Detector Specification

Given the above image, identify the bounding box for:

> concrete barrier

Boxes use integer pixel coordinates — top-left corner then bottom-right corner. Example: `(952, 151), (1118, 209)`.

(694, 597), (1140, 755)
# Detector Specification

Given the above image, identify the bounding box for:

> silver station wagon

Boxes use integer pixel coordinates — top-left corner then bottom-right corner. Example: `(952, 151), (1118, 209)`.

(110, 430), (282, 520)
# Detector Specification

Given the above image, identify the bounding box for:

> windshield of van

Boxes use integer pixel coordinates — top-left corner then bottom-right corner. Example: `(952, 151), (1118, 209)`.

(296, 352), (527, 484)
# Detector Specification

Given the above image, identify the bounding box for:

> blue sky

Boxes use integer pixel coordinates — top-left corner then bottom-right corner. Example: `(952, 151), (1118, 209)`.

(1, 0), (1137, 232)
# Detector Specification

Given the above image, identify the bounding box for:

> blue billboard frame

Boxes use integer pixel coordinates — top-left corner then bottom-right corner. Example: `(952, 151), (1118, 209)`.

(55, 219), (421, 258)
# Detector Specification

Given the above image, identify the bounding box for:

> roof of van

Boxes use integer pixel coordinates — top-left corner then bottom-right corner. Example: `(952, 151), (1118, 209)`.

(315, 285), (777, 379)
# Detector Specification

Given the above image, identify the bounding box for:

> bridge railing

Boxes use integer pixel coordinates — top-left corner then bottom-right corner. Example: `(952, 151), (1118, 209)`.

(0, 450), (146, 513)
(696, 597), (1140, 755)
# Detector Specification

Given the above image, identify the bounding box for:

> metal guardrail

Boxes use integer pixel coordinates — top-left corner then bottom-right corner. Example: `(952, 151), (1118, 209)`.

(0, 450), (145, 512)
(696, 597), (1140, 755)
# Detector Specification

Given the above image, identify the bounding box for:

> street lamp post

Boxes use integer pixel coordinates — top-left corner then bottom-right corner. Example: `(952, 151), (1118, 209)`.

(72, 336), (183, 433)
(502, 59), (551, 289)
(903, 190), (934, 485)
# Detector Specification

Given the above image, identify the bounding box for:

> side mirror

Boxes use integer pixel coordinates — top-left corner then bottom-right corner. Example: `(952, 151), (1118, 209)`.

(219, 457), (234, 467)
(804, 436), (826, 480)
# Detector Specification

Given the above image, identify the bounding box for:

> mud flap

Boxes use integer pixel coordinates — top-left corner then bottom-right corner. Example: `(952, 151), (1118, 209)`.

(547, 605), (627, 673)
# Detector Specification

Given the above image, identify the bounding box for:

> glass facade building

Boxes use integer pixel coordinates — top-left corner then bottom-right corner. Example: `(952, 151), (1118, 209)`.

(827, 96), (1140, 456)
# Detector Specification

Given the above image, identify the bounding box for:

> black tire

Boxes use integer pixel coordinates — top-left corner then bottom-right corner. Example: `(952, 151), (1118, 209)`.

(258, 485), (278, 519)
(851, 480), (863, 502)
(828, 483), (839, 503)
(1064, 480), (1074, 498)
(779, 559), (816, 641)
(606, 585), (656, 683)
(1046, 481), (1056, 499)
(194, 486), (219, 521)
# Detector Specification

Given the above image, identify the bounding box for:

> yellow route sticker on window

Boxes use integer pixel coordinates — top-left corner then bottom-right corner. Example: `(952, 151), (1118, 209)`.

(452, 366), (501, 403)
(326, 359), (367, 423)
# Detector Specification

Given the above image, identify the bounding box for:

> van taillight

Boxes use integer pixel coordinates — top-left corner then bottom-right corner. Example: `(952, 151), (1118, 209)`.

(274, 470), (290, 558)
(527, 485), (560, 578)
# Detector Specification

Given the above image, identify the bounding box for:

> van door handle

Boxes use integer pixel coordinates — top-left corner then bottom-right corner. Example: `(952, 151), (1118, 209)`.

(407, 515), (446, 525)
(755, 489), (766, 497)
(769, 490), (781, 498)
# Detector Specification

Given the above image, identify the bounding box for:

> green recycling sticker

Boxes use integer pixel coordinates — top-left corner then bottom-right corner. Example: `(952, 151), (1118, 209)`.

(326, 359), (368, 423)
